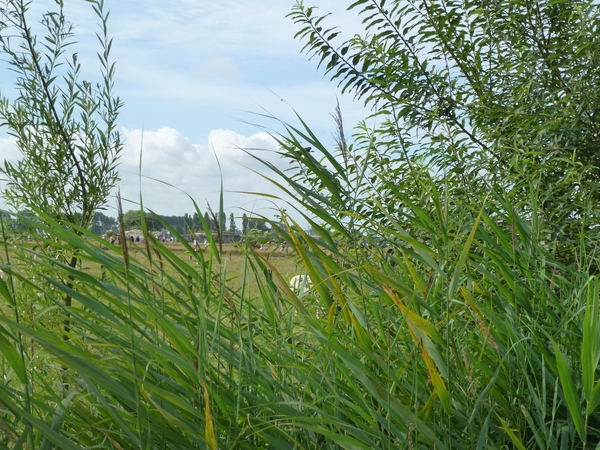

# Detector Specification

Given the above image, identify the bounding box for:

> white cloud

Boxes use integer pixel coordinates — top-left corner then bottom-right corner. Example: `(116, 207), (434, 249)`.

(114, 127), (295, 220)
(1, 127), (303, 223)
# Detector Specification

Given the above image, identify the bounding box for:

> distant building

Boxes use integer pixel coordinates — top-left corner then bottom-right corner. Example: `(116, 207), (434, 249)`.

(125, 229), (144, 241)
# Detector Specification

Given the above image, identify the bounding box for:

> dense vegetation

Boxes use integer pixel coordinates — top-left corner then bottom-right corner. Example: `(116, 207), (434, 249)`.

(2, 0), (600, 448)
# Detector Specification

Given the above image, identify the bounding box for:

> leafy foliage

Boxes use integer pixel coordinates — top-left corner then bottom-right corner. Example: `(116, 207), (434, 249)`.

(288, 0), (600, 260)
(2, 151), (600, 448)
(0, 0), (122, 231)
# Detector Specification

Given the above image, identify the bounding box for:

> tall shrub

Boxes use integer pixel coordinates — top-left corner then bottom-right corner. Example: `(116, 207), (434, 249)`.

(0, 0), (122, 233)
(288, 0), (600, 261)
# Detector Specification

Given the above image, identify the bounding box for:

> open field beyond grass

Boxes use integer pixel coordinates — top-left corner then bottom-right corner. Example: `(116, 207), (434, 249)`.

(2, 239), (305, 301)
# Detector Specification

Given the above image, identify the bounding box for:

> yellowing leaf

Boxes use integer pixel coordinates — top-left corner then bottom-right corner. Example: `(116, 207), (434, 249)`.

(204, 383), (217, 450)
(421, 339), (451, 414)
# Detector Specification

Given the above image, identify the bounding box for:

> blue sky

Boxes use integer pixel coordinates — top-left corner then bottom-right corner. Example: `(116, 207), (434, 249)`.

(0, 1), (370, 224)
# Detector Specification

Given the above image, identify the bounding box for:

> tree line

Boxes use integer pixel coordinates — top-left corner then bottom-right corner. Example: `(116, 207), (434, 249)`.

(0, 210), (272, 236)
(1, 208), (273, 238)
(117, 210), (270, 235)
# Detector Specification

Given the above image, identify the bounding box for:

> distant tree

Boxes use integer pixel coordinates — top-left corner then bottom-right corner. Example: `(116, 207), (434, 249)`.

(147, 213), (161, 230)
(248, 218), (270, 233)
(176, 215), (185, 233)
(183, 213), (192, 233)
(122, 210), (141, 230)
(160, 215), (184, 234)
(229, 213), (237, 233)
(204, 212), (214, 230)
(91, 212), (117, 235)
(122, 210), (160, 231)
(242, 213), (249, 235)
(192, 212), (200, 232)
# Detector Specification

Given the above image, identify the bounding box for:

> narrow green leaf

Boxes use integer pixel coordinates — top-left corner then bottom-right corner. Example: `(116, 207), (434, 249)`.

(0, 325), (27, 383)
(553, 339), (585, 441)
(449, 203), (485, 297)
(499, 416), (527, 450)
(582, 277), (600, 402)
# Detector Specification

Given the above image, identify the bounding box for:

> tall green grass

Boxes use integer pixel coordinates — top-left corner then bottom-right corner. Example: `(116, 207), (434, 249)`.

(1, 137), (600, 448)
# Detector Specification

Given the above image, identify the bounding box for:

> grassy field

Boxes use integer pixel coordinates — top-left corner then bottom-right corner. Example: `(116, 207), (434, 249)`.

(101, 241), (302, 296)
(2, 238), (306, 303)
(2, 202), (600, 449)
